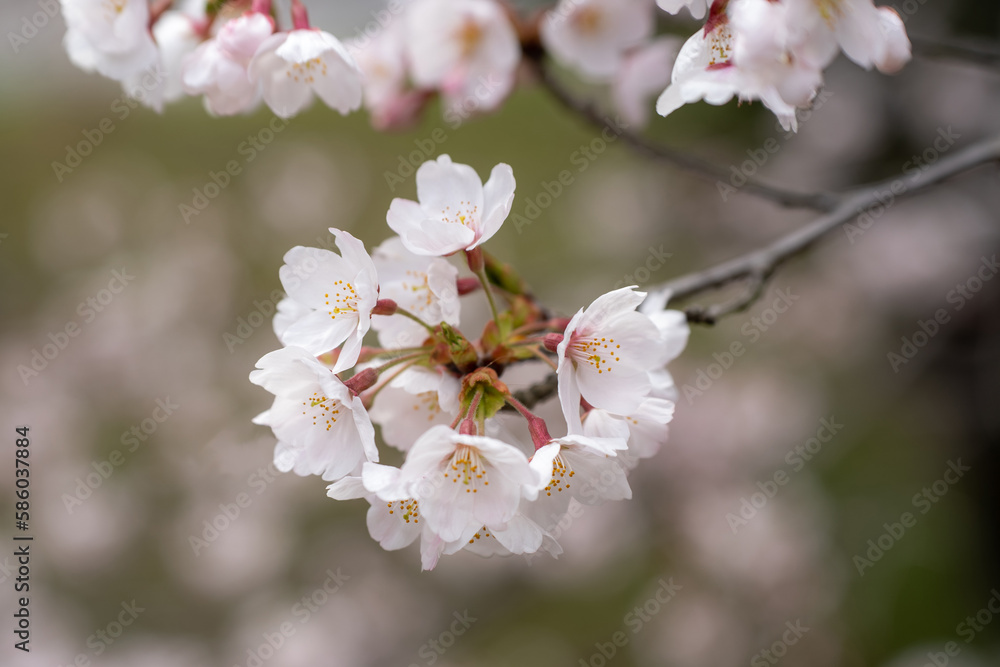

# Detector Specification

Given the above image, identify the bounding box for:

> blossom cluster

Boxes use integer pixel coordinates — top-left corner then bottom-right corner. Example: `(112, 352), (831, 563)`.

(249, 155), (688, 569)
(59, 0), (910, 129)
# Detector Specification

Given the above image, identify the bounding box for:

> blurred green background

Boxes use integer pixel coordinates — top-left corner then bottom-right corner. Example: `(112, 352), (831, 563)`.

(2, 1), (1000, 666)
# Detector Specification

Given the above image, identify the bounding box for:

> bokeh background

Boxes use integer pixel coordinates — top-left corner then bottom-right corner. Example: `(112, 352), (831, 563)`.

(2, 1), (1000, 666)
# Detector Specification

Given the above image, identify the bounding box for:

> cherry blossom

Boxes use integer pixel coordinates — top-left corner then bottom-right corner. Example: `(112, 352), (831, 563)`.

(347, 19), (427, 130)
(367, 367), (462, 451)
(556, 286), (664, 428)
(250, 346), (378, 481)
(182, 12), (275, 116)
(530, 433), (632, 509)
(584, 397), (676, 469)
(541, 0), (654, 81)
(60, 0), (158, 83)
(370, 236), (461, 348)
(150, 9), (203, 108)
(249, 29), (364, 118)
(640, 289), (690, 401)
(406, 0), (520, 114)
(656, 0), (819, 131)
(392, 425), (539, 543)
(276, 229), (379, 372)
(387, 155), (516, 256)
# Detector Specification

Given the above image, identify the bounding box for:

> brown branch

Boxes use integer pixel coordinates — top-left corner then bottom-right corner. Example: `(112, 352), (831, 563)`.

(525, 51), (841, 212)
(515, 133), (1000, 406)
(658, 133), (1000, 314)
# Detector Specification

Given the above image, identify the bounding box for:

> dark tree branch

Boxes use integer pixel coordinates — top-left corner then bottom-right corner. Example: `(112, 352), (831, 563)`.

(657, 133), (1000, 313)
(516, 133), (1000, 406)
(526, 51), (842, 212)
(910, 34), (1000, 68)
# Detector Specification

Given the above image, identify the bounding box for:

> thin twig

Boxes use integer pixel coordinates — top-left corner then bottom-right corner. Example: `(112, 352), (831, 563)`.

(526, 51), (841, 212)
(658, 133), (1000, 312)
(514, 133), (1000, 405)
(910, 34), (1000, 68)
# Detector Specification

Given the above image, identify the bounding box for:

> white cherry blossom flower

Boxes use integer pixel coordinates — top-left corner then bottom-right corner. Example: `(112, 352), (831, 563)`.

(788, 0), (910, 74)
(328, 466), (424, 551)
(530, 433), (632, 510)
(182, 12), (274, 116)
(541, 0), (654, 81)
(371, 236), (461, 348)
(584, 397), (676, 469)
(656, 0), (818, 132)
(277, 228), (380, 372)
(249, 29), (364, 118)
(393, 425), (538, 543)
(250, 346), (378, 481)
(147, 9), (204, 109)
(347, 19), (427, 130)
(60, 0), (158, 83)
(640, 289), (690, 401)
(387, 155), (516, 256)
(556, 286), (663, 428)
(406, 0), (520, 114)
(368, 367), (462, 451)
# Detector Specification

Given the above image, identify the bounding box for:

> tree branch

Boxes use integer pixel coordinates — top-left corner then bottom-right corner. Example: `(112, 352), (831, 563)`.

(515, 133), (1000, 406)
(656, 133), (1000, 315)
(525, 51), (841, 212)
(910, 34), (1000, 69)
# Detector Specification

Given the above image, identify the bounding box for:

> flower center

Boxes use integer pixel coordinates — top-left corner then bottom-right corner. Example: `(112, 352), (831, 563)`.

(707, 24), (733, 68)
(287, 57), (328, 84)
(572, 6), (603, 34)
(387, 499), (420, 524)
(103, 0), (127, 19)
(401, 270), (434, 311)
(543, 453), (575, 497)
(414, 391), (443, 421)
(443, 445), (490, 493)
(302, 391), (341, 431)
(468, 527), (493, 544)
(569, 335), (621, 375)
(440, 201), (479, 229)
(324, 280), (359, 320)
(814, 0), (843, 24)
(456, 18), (484, 58)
